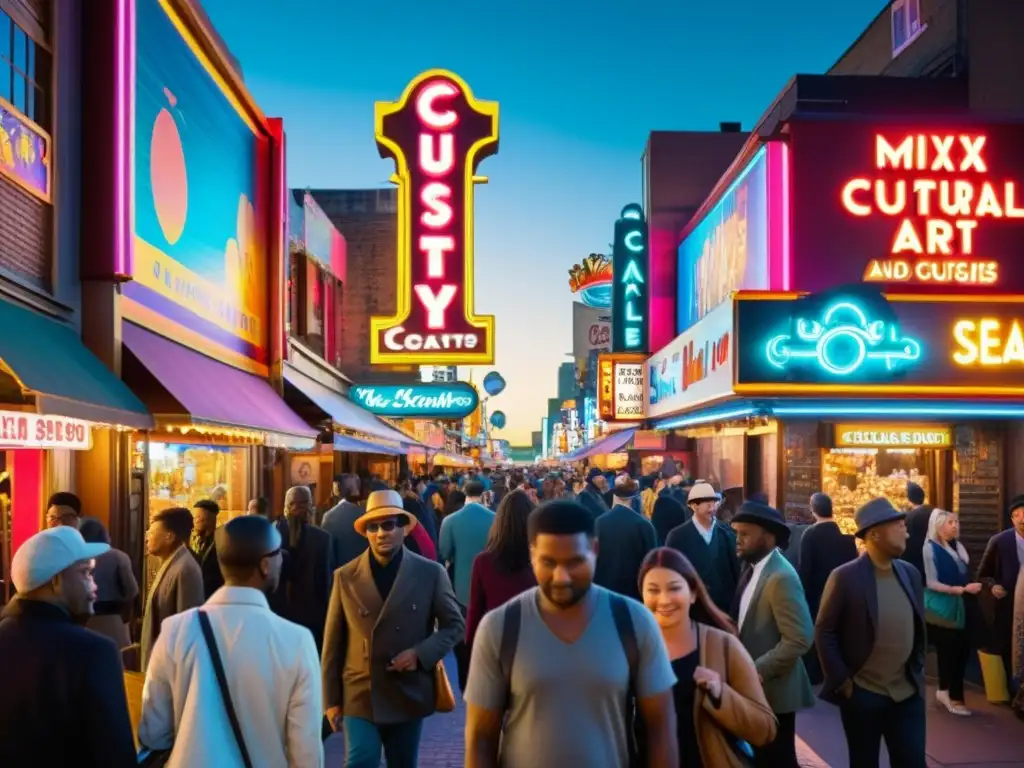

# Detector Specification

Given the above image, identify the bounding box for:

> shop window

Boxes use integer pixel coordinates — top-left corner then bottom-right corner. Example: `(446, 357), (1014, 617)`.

(144, 441), (250, 525)
(891, 0), (924, 58)
(0, 9), (50, 129)
(290, 249), (343, 367)
(823, 448), (932, 535)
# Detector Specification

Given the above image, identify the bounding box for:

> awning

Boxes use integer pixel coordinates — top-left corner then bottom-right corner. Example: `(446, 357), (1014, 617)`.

(333, 434), (404, 455)
(432, 451), (476, 468)
(122, 323), (316, 439)
(0, 298), (152, 429)
(283, 366), (422, 447)
(564, 427), (637, 461)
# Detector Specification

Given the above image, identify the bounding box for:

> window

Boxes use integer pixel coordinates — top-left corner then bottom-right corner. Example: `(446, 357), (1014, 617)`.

(289, 249), (343, 366)
(891, 0), (925, 59)
(0, 10), (50, 129)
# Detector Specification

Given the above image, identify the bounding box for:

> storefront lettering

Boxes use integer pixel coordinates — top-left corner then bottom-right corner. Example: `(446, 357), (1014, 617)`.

(838, 428), (951, 448)
(683, 331), (730, 390)
(0, 410), (92, 450)
(354, 387), (474, 411)
(382, 325), (478, 352)
(843, 133), (1024, 286)
(350, 382), (479, 418)
(952, 317), (1024, 365)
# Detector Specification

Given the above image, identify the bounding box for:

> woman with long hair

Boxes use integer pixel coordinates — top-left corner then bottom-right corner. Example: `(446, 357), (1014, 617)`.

(923, 508), (982, 716)
(465, 489), (537, 649)
(639, 547), (775, 767)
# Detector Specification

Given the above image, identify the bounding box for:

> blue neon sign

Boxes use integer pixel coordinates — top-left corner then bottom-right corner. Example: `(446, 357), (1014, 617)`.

(349, 382), (479, 419)
(612, 203), (649, 353)
(766, 301), (922, 376)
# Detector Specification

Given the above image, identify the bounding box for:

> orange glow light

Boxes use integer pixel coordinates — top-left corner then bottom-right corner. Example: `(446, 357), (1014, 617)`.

(846, 133), (1024, 286)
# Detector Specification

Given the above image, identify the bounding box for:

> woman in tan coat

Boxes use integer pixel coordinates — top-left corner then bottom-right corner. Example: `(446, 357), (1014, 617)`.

(639, 547), (777, 767)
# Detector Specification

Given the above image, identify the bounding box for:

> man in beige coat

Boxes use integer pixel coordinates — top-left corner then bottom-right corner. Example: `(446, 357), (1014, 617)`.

(140, 506), (205, 672)
(322, 489), (463, 768)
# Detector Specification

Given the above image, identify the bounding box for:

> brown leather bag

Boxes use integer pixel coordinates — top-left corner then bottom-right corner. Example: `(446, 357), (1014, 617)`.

(434, 661), (456, 712)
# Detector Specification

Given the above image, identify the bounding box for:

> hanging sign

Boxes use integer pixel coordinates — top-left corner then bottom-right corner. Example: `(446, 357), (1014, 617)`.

(0, 411), (92, 450)
(612, 204), (649, 353)
(349, 382), (480, 419)
(370, 69), (499, 365)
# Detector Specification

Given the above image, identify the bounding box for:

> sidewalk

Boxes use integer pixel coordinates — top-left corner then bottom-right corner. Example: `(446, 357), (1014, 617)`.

(796, 683), (1024, 768)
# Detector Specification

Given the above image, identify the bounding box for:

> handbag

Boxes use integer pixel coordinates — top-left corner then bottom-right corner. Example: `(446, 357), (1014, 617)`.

(717, 629), (756, 768)
(198, 610), (254, 768)
(434, 661), (456, 713)
(924, 588), (965, 629)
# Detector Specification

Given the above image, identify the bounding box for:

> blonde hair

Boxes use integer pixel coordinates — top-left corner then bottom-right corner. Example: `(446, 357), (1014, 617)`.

(926, 508), (969, 563)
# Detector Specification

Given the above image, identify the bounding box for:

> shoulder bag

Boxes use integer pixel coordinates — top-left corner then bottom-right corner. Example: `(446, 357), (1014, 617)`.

(198, 610), (254, 768)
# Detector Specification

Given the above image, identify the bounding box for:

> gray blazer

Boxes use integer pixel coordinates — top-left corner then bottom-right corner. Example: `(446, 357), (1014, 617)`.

(321, 549), (464, 724)
(140, 545), (205, 671)
(739, 549), (816, 714)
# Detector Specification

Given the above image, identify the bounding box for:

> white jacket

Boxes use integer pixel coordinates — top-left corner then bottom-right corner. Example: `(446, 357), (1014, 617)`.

(138, 586), (323, 768)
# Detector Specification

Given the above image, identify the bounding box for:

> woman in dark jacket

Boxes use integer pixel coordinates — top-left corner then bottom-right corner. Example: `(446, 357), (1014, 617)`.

(78, 518), (138, 651)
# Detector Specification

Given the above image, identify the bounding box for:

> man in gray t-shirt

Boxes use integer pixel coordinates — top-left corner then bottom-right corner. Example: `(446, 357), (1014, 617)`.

(464, 500), (678, 768)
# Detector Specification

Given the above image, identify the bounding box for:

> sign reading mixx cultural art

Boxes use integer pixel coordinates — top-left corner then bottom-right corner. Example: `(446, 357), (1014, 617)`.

(349, 382), (479, 419)
(733, 288), (1024, 395)
(790, 120), (1024, 294)
(123, 0), (270, 371)
(371, 69), (499, 365)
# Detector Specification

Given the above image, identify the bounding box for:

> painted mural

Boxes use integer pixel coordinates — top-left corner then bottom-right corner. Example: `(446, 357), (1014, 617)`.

(124, 0), (269, 368)
(0, 98), (49, 201)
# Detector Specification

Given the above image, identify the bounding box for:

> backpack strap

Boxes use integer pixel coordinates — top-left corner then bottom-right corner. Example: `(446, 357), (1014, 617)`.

(609, 594), (639, 686)
(499, 599), (522, 692)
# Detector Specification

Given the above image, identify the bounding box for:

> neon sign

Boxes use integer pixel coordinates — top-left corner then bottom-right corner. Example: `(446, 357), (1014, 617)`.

(370, 70), (499, 365)
(833, 424), (952, 448)
(842, 133), (1024, 286)
(349, 382), (479, 419)
(952, 318), (1024, 366)
(597, 353), (645, 421)
(766, 301), (922, 376)
(612, 204), (649, 352)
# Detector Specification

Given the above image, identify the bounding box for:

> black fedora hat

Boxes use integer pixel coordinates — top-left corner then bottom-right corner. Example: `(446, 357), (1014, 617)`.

(731, 500), (791, 549)
(854, 497), (906, 539)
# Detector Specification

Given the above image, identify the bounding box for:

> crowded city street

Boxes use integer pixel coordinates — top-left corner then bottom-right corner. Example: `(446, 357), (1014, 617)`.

(2, 0), (1024, 766)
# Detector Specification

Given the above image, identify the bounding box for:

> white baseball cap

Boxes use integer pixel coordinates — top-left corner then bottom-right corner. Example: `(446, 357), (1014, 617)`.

(11, 526), (109, 594)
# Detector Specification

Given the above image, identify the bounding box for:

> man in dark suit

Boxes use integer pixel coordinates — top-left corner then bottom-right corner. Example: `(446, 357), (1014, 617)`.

(276, 485), (334, 653)
(576, 467), (610, 521)
(322, 489), (463, 764)
(190, 499), (224, 599)
(321, 473), (367, 567)
(816, 498), (927, 768)
(901, 481), (933, 579)
(594, 475), (657, 601)
(799, 493), (858, 619)
(0, 527), (137, 767)
(977, 494), (1024, 691)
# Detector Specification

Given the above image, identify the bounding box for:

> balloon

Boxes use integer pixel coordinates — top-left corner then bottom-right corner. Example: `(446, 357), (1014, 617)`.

(489, 411), (506, 429)
(483, 371), (506, 397)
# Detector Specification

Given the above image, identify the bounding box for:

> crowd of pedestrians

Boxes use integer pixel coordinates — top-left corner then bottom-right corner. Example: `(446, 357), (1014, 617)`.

(0, 463), (1021, 767)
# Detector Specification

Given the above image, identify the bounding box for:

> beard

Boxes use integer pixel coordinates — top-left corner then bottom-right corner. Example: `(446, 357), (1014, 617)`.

(284, 514), (304, 548)
(540, 580), (590, 608)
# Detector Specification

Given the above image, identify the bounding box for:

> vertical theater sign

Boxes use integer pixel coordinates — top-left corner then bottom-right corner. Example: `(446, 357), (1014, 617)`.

(370, 70), (500, 364)
(612, 204), (649, 353)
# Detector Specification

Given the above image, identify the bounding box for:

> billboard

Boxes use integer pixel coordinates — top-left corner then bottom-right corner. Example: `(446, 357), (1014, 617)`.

(677, 146), (771, 333)
(612, 204), (649, 353)
(597, 353), (646, 421)
(370, 69), (499, 365)
(572, 301), (612, 361)
(647, 300), (734, 419)
(734, 288), (1024, 395)
(124, 0), (270, 370)
(789, 119), (1024, 294)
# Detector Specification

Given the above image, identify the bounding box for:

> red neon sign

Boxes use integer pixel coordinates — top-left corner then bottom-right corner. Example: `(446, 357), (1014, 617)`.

(841, 133), (1024, 286)
(370, 70), (499, 365)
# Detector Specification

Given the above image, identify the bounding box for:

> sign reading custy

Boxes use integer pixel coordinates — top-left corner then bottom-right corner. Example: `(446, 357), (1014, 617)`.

(348, 382), (480, 419)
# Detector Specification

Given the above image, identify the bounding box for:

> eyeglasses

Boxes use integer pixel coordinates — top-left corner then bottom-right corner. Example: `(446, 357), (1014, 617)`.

(263, 548), (282, 559)
(366, 520), (401, 534)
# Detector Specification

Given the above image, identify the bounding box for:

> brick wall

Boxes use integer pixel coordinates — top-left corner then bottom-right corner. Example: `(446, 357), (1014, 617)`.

(310, 189), (413, 384)
(0, 175), (51, 287)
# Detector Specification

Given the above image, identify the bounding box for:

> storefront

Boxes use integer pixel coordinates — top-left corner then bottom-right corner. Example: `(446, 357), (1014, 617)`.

(0, 297), (153, 603)
(644, 83), (1024, 561)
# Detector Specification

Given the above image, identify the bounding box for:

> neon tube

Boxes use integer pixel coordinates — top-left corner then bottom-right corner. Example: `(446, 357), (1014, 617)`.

(656, 406), (756, 430)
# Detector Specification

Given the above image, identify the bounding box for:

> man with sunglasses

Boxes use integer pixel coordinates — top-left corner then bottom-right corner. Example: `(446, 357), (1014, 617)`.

(139, 515), (323, 767)
(322, 489), (464, 768)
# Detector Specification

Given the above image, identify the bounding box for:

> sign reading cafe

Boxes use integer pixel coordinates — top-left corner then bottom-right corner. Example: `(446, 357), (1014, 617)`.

(370, 69), (499, 365)
(612, 204), (649, 353)
(349, 382), (480, 419)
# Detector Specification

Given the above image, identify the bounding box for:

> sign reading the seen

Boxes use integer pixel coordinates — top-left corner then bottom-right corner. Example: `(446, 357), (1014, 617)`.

(0, 411), (92, 451)
(733, 291), (1024, 394)
(371, 70), (499, 365)
(789, 121), (1024, 294)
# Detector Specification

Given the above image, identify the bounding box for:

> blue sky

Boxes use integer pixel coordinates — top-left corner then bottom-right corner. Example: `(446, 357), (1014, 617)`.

(204, 0), (888, 445)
